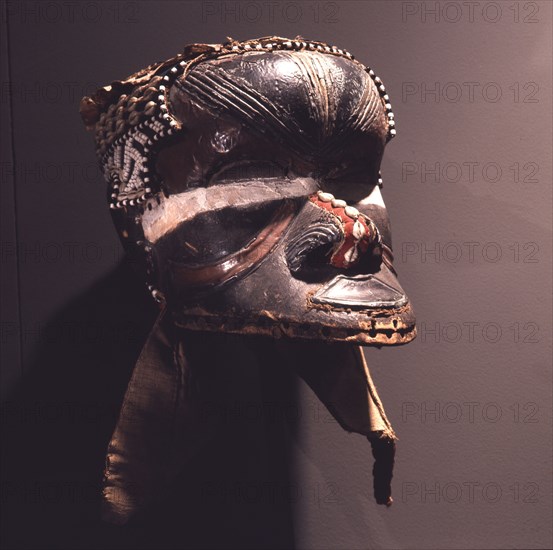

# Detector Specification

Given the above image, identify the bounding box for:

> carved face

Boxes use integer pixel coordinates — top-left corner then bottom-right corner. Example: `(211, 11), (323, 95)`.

(86, 39), (416, 345)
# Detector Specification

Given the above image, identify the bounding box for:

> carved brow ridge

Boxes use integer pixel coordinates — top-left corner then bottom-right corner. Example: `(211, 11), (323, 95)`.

(174, 54), (382, 158)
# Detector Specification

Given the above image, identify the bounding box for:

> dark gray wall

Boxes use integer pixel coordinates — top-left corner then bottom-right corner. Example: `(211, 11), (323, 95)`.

(1, 1), (551, 549)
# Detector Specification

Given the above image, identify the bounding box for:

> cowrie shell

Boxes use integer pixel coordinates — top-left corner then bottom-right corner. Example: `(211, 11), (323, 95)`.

(353, 220), (366, 240)
(344, 246), (359, 264)
(317, 191), (334, 202)
(344, 206), (359, 218)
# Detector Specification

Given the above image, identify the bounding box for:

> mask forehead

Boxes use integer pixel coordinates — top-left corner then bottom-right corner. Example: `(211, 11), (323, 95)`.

(176, 51), (385, 149)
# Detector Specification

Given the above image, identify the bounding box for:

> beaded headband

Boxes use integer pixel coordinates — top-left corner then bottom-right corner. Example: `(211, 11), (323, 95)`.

(80, 36), (396, 212)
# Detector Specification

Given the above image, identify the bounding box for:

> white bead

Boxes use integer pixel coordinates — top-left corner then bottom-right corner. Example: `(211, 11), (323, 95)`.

(344, 206), (359, 218)
(317, 191), (334, 202)
(331, 198), (347, 208)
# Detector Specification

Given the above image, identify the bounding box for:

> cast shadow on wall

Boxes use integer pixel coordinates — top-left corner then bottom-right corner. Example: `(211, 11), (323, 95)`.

(1, 259), (298, 550)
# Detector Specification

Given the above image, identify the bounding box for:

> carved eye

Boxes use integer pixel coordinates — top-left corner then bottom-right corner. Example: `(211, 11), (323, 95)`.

(158, 202), (282, 266)
(209, 160), (288, 184)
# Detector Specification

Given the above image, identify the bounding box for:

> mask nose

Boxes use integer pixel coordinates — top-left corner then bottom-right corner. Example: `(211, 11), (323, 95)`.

(285, 191), (382, 277)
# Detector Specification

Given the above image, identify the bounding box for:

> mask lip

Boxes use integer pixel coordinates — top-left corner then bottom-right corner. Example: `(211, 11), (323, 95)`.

(172, 303), (417, 347)
(310, 272), (408, 310)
